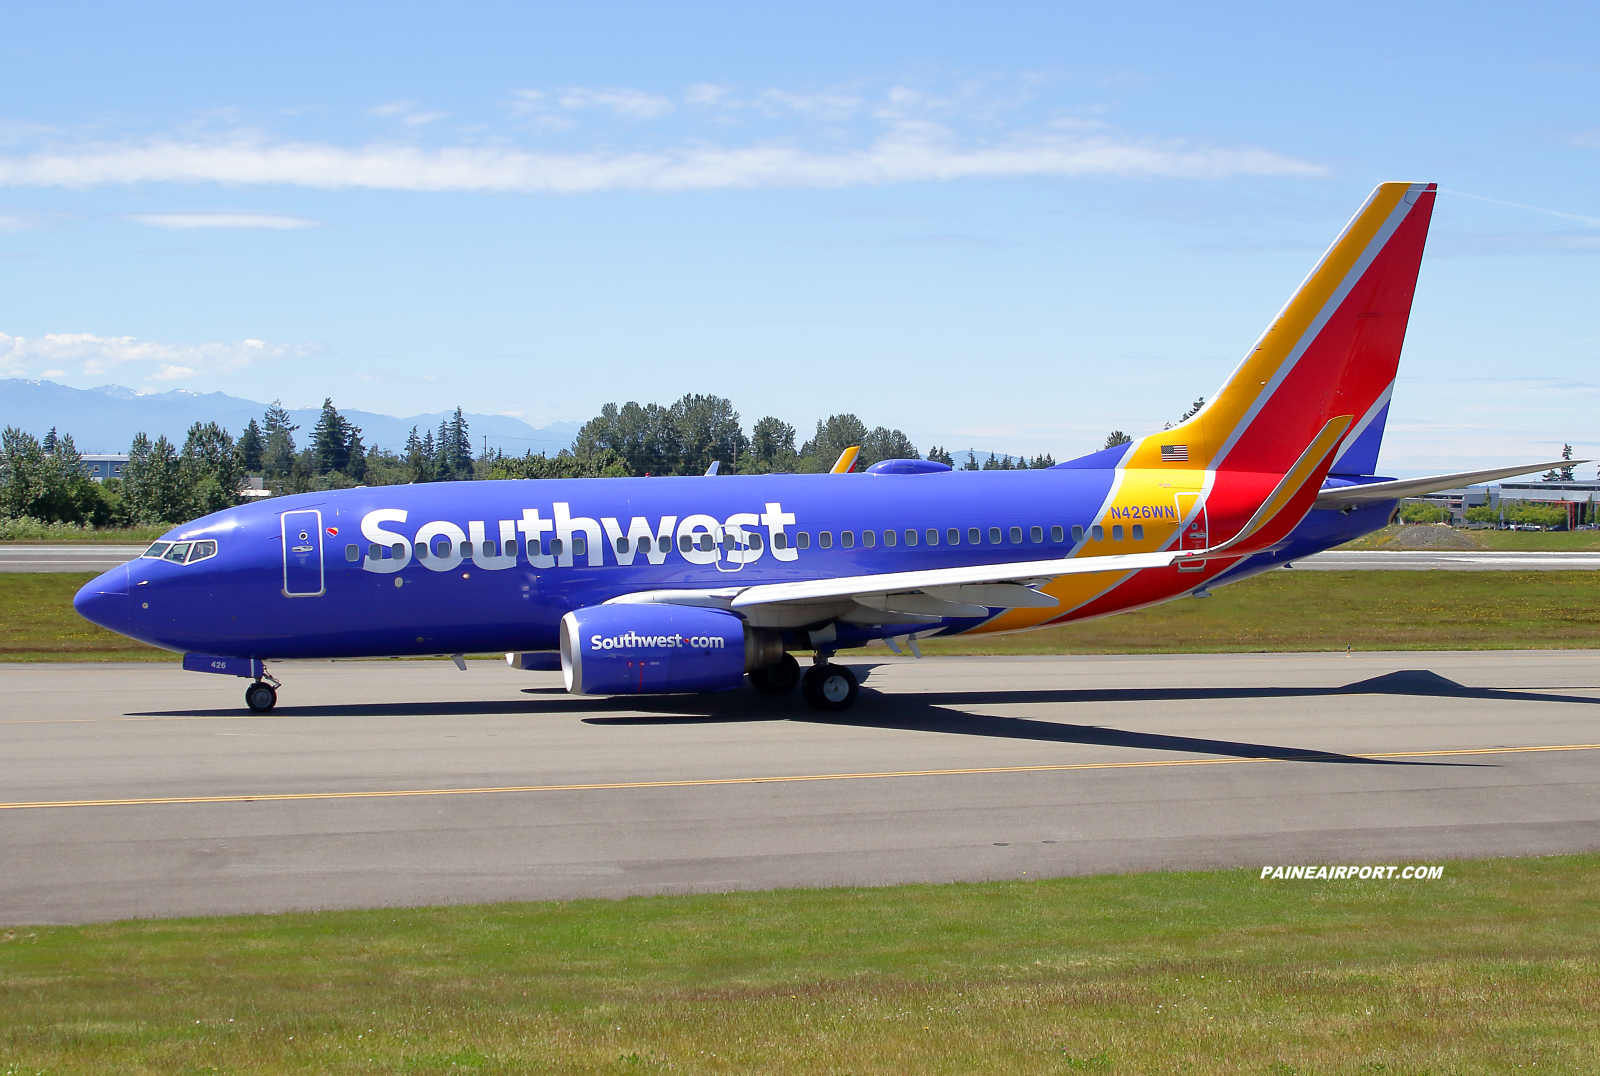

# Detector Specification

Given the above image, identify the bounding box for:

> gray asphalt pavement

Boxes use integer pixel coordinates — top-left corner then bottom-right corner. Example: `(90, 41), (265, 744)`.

(3, 652), (1598, 924)
(1297, 550), (1600, 570)
(0, 544), (145, 572)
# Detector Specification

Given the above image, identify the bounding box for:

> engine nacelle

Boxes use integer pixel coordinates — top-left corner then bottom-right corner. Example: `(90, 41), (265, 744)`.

(559, 604), (783, 695)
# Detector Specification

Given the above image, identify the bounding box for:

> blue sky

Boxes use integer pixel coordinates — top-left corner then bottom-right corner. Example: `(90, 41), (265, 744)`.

(0, 1), (1596, 473)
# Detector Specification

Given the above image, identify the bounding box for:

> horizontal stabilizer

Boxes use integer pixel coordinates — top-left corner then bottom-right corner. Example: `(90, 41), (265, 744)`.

(1314, 461), (1587, 509)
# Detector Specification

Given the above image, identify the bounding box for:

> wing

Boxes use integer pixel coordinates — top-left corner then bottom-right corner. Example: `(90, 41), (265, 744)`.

(607, 419), (1352, 629)
(1313, 461), (1584, 509)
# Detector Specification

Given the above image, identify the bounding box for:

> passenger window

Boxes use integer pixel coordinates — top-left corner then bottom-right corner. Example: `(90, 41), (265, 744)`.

(1071, 525), (1084, 543)
(143, 542), (171, 559)
(773, 532), (787, 550)
(574, 537), (588, 556)
(551, 538), (565, 556)
(345, 543), (360, 562)
(898, 529), (913, 546)
(679, 535), (693, 553)
(164, 543), (191, 563)
(1092, 525), (1104, 541)
(1052, 526), (1064, 543)
(947, 528), (960, 545)
(1009, 527), (1022, 543)
(1132, 524), (1144, 540)
(506, 539), (520, 557)
(988, 527), (1001, 544)
(1112, 525), (1124, 541)
(820, 531), (834, 549)
(883, 530), (897, 547)
(369, 542), (381, 559)
(926, 528), (939, 545)
(392, 542), (406, 559)
(797, 532), (811, 550)
(968, 527), (981, 544)
(863, 530), (876, 548)
(841, 531), (854, 549)
(697, 534), (713, 552)
(1030, 526), (1043, 543)
(749, 533), (763, 550)
(616, 537), (629, 554)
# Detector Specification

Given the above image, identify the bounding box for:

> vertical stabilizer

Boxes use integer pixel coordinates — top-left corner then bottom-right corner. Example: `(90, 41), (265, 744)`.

(1124, 182), (1435, 475)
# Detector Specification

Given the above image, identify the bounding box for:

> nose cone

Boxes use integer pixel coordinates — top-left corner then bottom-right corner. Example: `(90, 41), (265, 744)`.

(74, 564), (131, 635)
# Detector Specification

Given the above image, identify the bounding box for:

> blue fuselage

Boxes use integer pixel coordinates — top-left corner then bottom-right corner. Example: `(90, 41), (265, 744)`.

(74, 469), (1398, 660)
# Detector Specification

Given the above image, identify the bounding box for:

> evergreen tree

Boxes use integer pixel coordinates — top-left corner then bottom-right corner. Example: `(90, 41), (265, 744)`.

(1030, 452), (1056, 469)
(857, 426), (919, 469)
(750, 416), (798, 471)
(346, 425), (367, 483)
(1103, 430), (1132, 449)
(180, 421), (244, 517)
(42, 427), (58, 454)
(262, 400), (299, 480)
(237, 418), (263, 473)
(404, 426), (433, 483)
(800, 414), (870, 470)
(311, 399), (350, 475)
(435, 407), (473, 480)
(926, 446), (955, 466)
(1180, 397), (1206, 421)
(123, 433), (185, 523)
(982, 452), (1001, 470)
(962, 451), (980, 471)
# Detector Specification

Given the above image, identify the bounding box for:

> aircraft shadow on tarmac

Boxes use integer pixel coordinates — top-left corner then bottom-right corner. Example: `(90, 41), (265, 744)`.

(131, 668), (1587, 767)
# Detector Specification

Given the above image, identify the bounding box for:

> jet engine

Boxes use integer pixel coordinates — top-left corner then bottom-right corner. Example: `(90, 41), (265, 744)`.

(559, 604), (784, 696)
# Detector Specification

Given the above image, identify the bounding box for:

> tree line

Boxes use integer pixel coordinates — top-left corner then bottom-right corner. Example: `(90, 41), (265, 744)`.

(3, 391), (1065, 529)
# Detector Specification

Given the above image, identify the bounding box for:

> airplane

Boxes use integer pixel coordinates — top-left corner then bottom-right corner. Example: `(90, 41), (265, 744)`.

(74, 181), (1573, 714)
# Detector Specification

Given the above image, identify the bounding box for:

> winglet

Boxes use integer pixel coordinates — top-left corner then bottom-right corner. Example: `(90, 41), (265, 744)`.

(831, 446), (861, 474)
(1189, 415), (1352, 559)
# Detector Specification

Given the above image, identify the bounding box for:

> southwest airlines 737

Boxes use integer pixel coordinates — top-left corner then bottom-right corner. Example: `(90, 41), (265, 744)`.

(74, 183), (1566, 713)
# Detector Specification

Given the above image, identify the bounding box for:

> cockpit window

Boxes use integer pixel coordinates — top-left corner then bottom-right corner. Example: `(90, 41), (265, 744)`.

(142, 542), (171, 559)
(163, 542), (192, 563)
(187, 540), (218, 563)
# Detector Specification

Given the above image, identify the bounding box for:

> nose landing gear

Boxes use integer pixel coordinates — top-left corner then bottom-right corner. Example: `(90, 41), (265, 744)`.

(244, 671), (281, 712)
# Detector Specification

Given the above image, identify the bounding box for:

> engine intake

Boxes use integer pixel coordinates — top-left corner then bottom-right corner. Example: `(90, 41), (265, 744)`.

(560, 604), (783, 695)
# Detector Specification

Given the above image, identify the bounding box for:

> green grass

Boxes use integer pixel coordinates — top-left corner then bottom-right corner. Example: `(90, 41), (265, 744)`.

(919, 569), (1600, 655)
(0, 573), (172, 661)
(0, 521), (169, 543)
(1339, 524), (1600, 551)
(2, 854), (1597, 1073)
(11, 569), (1600, 662)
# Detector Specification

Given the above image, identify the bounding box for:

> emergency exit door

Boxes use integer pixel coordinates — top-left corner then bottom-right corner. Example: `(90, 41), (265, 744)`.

(281, 509), (325, 597)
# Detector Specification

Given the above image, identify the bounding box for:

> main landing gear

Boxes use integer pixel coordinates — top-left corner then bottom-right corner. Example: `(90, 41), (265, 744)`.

(800, 657), (858, 712)
(750, 652), (802, 694)
(749, 652), (860, 711)
(244, 671), (281, 713)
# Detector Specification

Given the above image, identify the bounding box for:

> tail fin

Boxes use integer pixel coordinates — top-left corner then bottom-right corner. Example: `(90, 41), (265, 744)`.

(1125, 182), (1436, 475)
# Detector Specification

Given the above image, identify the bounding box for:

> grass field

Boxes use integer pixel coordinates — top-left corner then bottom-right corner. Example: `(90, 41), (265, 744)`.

(1, 854), (1596, 1074)
(1340, 524), (1600, 551)
(9, 569), (1600, 662)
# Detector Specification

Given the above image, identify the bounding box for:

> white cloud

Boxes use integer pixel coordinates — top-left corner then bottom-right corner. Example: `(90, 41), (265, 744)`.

(0, 332), (315, 377)
(127, 212), (319, 229)
(0, 122), (1324, 194)
(40, 368), (64, 377)
(553, 87), (674, 118)
(369, 100), (448, 126)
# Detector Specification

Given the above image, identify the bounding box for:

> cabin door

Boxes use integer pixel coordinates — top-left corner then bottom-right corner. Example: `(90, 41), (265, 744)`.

(281, 509), (326, 597)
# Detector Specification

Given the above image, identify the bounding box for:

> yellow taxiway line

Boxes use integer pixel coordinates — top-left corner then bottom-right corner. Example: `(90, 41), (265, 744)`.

(2, 742), (1597, 812)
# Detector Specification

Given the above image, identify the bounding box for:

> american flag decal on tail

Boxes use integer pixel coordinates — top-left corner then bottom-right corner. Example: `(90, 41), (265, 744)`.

(1160, 444), (1189, 462)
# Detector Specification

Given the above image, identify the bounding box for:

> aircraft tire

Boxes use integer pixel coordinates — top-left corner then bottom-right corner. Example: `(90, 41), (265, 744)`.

(245, 682), (277, 712)
(750, 653), (801, 694)
(800, 663), (858, 712)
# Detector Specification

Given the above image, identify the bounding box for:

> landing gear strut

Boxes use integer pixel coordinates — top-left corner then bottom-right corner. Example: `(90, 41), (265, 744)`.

(800, 656), (858, 712)
(750, 652), (802, 694)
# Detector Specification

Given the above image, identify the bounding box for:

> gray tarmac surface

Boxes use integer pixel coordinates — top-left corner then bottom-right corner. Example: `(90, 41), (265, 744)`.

(3, 652), (1599, 924)
(1296, 549), (1600, 570)
(0, 544), (145, 572)
(3, 544), (1599, 572)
